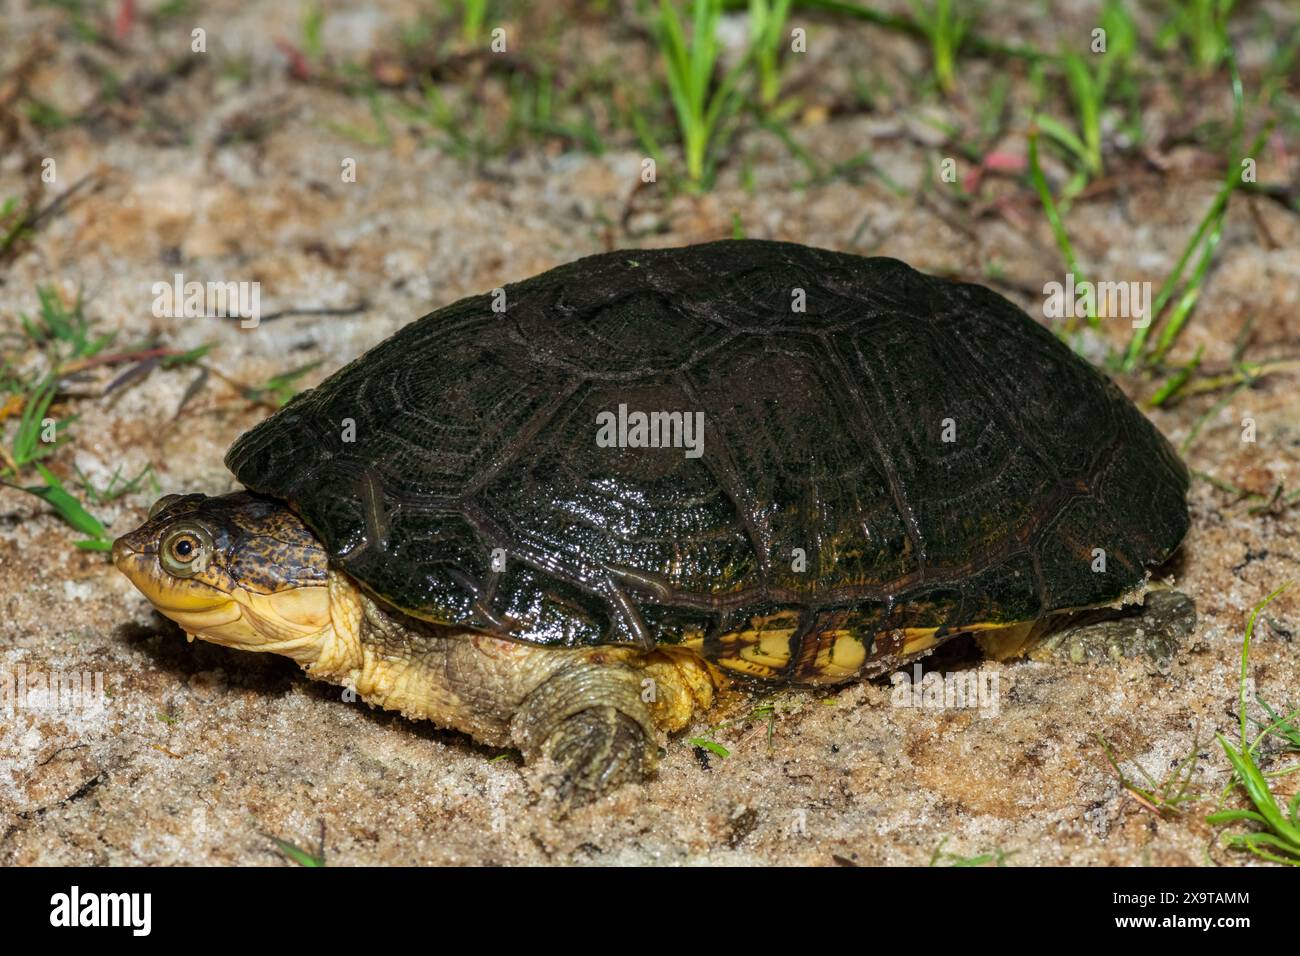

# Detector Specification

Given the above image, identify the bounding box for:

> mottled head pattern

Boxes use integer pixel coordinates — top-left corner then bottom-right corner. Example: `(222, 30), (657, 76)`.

(113, 492), (333, 654)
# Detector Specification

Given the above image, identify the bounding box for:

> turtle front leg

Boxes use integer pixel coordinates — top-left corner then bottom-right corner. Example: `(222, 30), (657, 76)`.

(325, 591), (716, 809)
(510, 661), (658, 807)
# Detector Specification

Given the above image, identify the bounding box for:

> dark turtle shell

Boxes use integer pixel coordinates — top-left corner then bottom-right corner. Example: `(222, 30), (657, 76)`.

(226, 240), (1188, 673)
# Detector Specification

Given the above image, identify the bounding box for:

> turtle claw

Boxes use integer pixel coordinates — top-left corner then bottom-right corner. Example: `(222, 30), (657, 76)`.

(536, 706), (653, 811)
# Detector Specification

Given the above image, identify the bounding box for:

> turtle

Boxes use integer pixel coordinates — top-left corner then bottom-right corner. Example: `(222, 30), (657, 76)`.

(112, 239), (1190, 806)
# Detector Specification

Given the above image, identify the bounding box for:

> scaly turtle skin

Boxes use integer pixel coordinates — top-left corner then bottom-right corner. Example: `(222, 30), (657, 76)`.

(113, 239), (1189, 807)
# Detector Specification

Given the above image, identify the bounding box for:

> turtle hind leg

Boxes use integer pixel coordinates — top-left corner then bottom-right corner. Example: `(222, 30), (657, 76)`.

(1028, 589), (1196, 665)
(969, 589), (1197, 666)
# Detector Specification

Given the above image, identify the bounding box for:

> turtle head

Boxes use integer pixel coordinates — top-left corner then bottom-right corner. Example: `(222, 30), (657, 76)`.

(112, 491), (338, 661)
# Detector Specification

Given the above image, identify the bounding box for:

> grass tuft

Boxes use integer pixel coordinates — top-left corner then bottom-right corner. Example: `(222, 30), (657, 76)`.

(1099, 732), (1205, 818)
(1026, 129), (1092, 330)
(929, 835), (1017, 867)
(1205, 583), (1300, 865)
(1121, 50), (1272, 371)
(1034, 0), (1135, 187)
(749, 0), (793, 111)
(908, 0), (971, 94)
(21, 463), (114, 550)
(1159, 0), (1236, 72)
(645, 0), (751, 190)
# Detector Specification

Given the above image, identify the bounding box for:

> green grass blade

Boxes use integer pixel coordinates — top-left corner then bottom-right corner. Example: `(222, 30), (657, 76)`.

(1027, 130), (1089, 327)
(1034, 113), (1090, 169)
(12, 463), (112, 547)
(689, 737), (731, 758)
(1121, 109), (1274, 369)
(1217, 735), (1300, 845)
(1149, 211), (1225, 365)
(1147, 345), (1203, 407)
(267, 835), (326, 867)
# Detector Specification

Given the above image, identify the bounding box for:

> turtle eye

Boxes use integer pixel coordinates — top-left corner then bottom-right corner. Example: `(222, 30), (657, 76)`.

(160, 523), (213, 577)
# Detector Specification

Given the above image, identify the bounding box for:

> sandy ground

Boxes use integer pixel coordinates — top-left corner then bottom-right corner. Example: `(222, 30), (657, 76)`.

(1, 1), (1297, 865)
